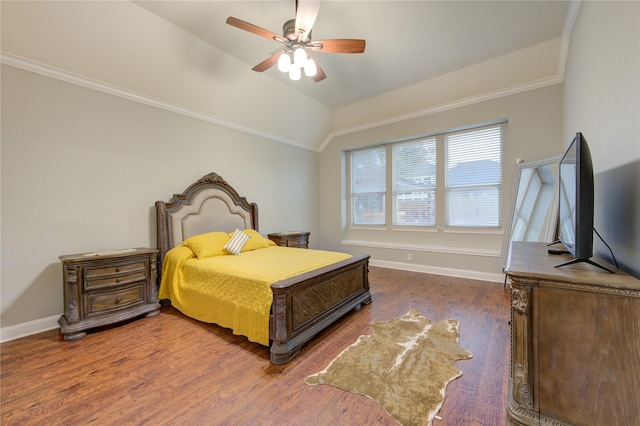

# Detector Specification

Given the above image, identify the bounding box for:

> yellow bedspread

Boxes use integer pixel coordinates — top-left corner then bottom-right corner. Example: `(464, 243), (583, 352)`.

(159, 246), (352, 346)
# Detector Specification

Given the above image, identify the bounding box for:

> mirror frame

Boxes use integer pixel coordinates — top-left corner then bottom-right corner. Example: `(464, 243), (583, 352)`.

(500, 154), (563, 271)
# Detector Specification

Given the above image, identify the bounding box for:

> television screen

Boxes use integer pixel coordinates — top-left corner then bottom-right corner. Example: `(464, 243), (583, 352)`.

(557, 140), (578, 254)
(554, 132), (615, 272)
(555, 133), (615, 272)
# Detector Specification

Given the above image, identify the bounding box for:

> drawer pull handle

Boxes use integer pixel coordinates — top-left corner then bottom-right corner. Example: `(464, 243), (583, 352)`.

(116, 278), (121, 283)
(115, 296), (123, 304)
(116, 267), (121, 272)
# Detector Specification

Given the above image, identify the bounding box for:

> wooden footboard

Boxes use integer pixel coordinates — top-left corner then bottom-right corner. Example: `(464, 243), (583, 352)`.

(269, 254), (371, 364)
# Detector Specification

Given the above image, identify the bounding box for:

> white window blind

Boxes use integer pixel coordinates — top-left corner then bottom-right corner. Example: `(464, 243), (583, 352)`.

(351, 146), (386, 225)
(392, 138), (437, 226)
(445, 125), (502, 227)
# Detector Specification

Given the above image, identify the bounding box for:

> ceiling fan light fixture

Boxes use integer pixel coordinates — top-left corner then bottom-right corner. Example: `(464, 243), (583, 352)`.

(289, 65), (301, 81)
(227, 1), (366, 83)
(293, 47), (307, 67)
(304, 58), (317, 77)
(277, 51), (291, 72)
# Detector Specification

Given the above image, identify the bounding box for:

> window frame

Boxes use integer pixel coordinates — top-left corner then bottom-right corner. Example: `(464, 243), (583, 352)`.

(392, 137), (437, 228)
(444, 124), (504, 229)
(348, 145), (387, 227)
(347, 122), (505, 233)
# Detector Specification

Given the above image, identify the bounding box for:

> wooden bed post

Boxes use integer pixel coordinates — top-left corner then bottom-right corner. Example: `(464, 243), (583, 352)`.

(268, 254), (372, 364)
(270, 292), (296, 364)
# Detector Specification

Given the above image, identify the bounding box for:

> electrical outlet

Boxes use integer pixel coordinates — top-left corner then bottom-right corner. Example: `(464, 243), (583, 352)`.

(407, 253), (412, 261)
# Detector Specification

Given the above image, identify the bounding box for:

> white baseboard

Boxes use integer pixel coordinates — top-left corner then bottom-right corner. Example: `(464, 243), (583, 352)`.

(1, 315), (60, 343)
(369, 259), (505, 283)
(1, 263), (504, 343)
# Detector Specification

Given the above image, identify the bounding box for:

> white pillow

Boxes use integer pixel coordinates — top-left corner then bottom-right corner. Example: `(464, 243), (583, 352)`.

(224, 229), (250, 255)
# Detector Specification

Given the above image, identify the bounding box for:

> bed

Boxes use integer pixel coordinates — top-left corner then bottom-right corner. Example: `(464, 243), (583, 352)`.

(155, 172), (371, 364)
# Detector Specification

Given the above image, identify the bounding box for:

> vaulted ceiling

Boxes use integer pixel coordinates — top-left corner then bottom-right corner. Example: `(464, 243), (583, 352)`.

(1, 0), (577, 150)
(136, 0), (574, 108)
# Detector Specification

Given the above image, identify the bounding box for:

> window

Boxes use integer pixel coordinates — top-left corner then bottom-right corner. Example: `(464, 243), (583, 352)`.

(445, 126), (502, 227)
(393, 138), (436, 226)
(348, 123), (503, 230)
(350, 146), (386, 225)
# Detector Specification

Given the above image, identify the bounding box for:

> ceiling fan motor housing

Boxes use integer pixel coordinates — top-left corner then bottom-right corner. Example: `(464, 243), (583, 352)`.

(283, 18), (311, 42)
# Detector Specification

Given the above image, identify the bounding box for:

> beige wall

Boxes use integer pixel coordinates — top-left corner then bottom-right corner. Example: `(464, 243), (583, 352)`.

(0, 0), (332, 151)
(563, 1), (639, 173)
(1, 65), (319, 330)
(1, 0), (330, 337)
(317, 0), (640, 280)
(3, 0), (638, 337)
(331, 37), (564, 133)
(562, 1), (640, 277)
(318, 84), (564, 277)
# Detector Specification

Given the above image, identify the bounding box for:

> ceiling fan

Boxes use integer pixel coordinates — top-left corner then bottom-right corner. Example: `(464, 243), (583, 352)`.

(226, 0), (366, 82)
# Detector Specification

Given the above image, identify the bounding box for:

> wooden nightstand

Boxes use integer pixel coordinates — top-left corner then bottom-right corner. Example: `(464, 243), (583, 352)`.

(267, 231), (310, 249)
(58, 247), (161, 341)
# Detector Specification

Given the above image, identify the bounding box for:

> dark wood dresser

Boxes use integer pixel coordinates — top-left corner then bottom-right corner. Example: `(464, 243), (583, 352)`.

(267, 231), (310, 249)
(505, 241), (640, 426)
(58, 247), (161, 341)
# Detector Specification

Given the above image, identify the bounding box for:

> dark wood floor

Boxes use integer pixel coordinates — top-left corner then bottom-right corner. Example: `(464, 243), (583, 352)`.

(1, 266), (511, 425)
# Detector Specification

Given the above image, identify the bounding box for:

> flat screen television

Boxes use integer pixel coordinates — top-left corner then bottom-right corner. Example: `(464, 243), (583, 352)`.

(555, 132), (613, 272)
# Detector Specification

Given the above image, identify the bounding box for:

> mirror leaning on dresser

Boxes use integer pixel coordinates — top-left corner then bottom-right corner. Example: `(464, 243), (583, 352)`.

(500, 155), (563, 272)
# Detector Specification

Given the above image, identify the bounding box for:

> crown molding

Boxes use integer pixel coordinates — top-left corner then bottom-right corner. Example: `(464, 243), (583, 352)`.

(317, 1), (582, 153)
(317, 72), (565, 152)
(1, 52), (318, 152)
(3, 0), (578, 158)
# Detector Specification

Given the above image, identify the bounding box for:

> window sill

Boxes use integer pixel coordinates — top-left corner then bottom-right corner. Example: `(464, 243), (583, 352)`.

(443, 227), (504, 235)
(348, 225), (387, 231)
(390, 226), (438, 233)
(340, 239), (500, 257)
(348, 226), (503, 235)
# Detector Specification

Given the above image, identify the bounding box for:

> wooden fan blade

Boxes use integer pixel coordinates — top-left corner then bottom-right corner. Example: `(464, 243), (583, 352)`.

(226, 17), (285, 43)
(305, 52), (326, 82)
(295, 0), (321, 41)
(312, 39), (366, 54)
(312, 62), (326, 82)
(252, 52), (281, 72)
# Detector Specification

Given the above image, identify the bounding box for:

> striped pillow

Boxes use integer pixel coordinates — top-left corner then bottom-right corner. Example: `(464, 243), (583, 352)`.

(224, 229), (251, 255)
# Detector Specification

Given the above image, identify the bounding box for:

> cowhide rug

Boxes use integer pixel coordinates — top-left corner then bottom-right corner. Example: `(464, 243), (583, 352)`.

(305, 310), (473, 426)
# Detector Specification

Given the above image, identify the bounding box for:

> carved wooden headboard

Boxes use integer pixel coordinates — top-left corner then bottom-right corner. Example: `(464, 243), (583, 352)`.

(155, 172), (258, 264)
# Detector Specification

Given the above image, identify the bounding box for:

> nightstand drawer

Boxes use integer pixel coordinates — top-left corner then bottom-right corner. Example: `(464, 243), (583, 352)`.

(285, 238), (307, 248)
(85, 270), (147, 290)
(84, 260), (146, 290)
(85, 260), (146, 279)
(86, 285), (144, 316)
